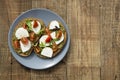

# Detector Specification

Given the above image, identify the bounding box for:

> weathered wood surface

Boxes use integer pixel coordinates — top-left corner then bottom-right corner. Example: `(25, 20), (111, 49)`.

(0, 0), (120, 80)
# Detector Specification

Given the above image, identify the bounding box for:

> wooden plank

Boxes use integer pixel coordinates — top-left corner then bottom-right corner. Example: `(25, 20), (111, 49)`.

(113, 9), (120, 80)
(32, 0), (46, 8)
(67, 0), (101, 80)
(6, 0), (32, 80)
(0, 0), (11, 80)
(31, 0), (67, 80)
(100, 0), (120, 80)
(66, 0), (83, 79)
(7, 0), (32, 25)
(114, 1), (120, 80)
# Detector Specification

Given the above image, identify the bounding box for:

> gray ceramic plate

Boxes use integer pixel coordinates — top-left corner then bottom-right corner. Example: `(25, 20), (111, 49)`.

(8, 8), (70, 70)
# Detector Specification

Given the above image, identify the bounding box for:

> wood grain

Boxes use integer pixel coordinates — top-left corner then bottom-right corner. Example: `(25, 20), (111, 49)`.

(0, 0), (11, 80)
(67, 0), (101, 80)
(100, 0), (120, 80)
(0, 0), (120, 80)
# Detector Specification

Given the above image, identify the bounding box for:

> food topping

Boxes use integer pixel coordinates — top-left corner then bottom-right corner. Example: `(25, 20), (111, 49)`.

(15, 27), (29, 39)
(52, 43), (58, 52)
(21, 37), (28, 45)
(34, 46), (41, 53)
(45, 28), (51, 34)
(45, 35), (52, 43)
(50, 31), (64, 45)
(20, 40), (31, 53)
(31, 20), (41, 34)
(13, 40), (20, 49)
(49, 20), (60, 30)
(39, 35), (50, 46)
(33, 20), (38, 28)
(30, 32), (36, 41)
(41, 47), (53, 58)
(56, 30), (62, 39)
(23, 23), (28, 29)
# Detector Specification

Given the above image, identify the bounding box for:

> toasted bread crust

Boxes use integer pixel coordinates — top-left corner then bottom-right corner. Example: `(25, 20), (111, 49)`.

(14, 47), (33, 57)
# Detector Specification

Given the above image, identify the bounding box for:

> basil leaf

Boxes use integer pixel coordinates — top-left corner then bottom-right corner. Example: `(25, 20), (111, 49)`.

(26, 20), (32, 30)
(53, 38), (59, 41)
(37, 29), (44, 35)
(49, 40), (53, 46)
(60, 24), (65, 32)
(39, 42), (46, 48)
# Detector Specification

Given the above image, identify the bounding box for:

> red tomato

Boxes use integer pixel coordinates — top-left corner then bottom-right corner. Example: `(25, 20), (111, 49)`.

(13, 40), (20, 49)
(21, 37), (28, 45)
(30, 32), (36, 41)
(33, 20), (38, 28)
(45, 35), (51, 43)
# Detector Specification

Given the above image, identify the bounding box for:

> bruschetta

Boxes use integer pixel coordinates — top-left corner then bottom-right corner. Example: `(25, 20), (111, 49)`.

(34, 20), (67, 58)
(12, 18), (45, 56)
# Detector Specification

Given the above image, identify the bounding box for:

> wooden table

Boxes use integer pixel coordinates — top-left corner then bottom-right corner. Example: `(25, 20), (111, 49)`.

(0, 0), (120, 80)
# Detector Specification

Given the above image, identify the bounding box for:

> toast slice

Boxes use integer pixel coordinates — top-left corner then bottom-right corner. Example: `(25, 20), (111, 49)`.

(34, 20), (67, 58)
(12, 18), (45, 56)
(22, 18), (45, 43)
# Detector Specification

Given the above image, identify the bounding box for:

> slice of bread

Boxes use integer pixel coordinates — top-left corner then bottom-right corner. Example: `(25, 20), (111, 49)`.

(12, 18), (45, 57)
(21, 18), (45, 43)
(34, 21), (67, 58)
(49, 21), (67, 57)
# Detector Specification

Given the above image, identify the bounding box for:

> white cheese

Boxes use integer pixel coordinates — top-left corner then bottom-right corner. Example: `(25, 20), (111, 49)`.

(39, 35), (50, 46)
(49, 20), (60, 30)
(15, 27), (29, 39)
(20, 40), (31, 53)
(50, 32), (64, 45)
(31, 21), (41, 34)
(55, 33), (64, 44)
(50, 32), (56, 39)
(41, 47), (53, 57)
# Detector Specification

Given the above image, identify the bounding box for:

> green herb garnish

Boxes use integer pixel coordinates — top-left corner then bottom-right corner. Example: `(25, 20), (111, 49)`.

(26, 20), (32, 31)
(39, 42), (46, 48)
(49, 40), (53, 47)
(37, 29), (44, 35)
(60, 24), (65, 32)
(53, 38), (59, 41)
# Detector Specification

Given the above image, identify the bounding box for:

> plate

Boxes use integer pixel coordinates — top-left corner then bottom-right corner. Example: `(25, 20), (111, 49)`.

(8, 8), (70, 70)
